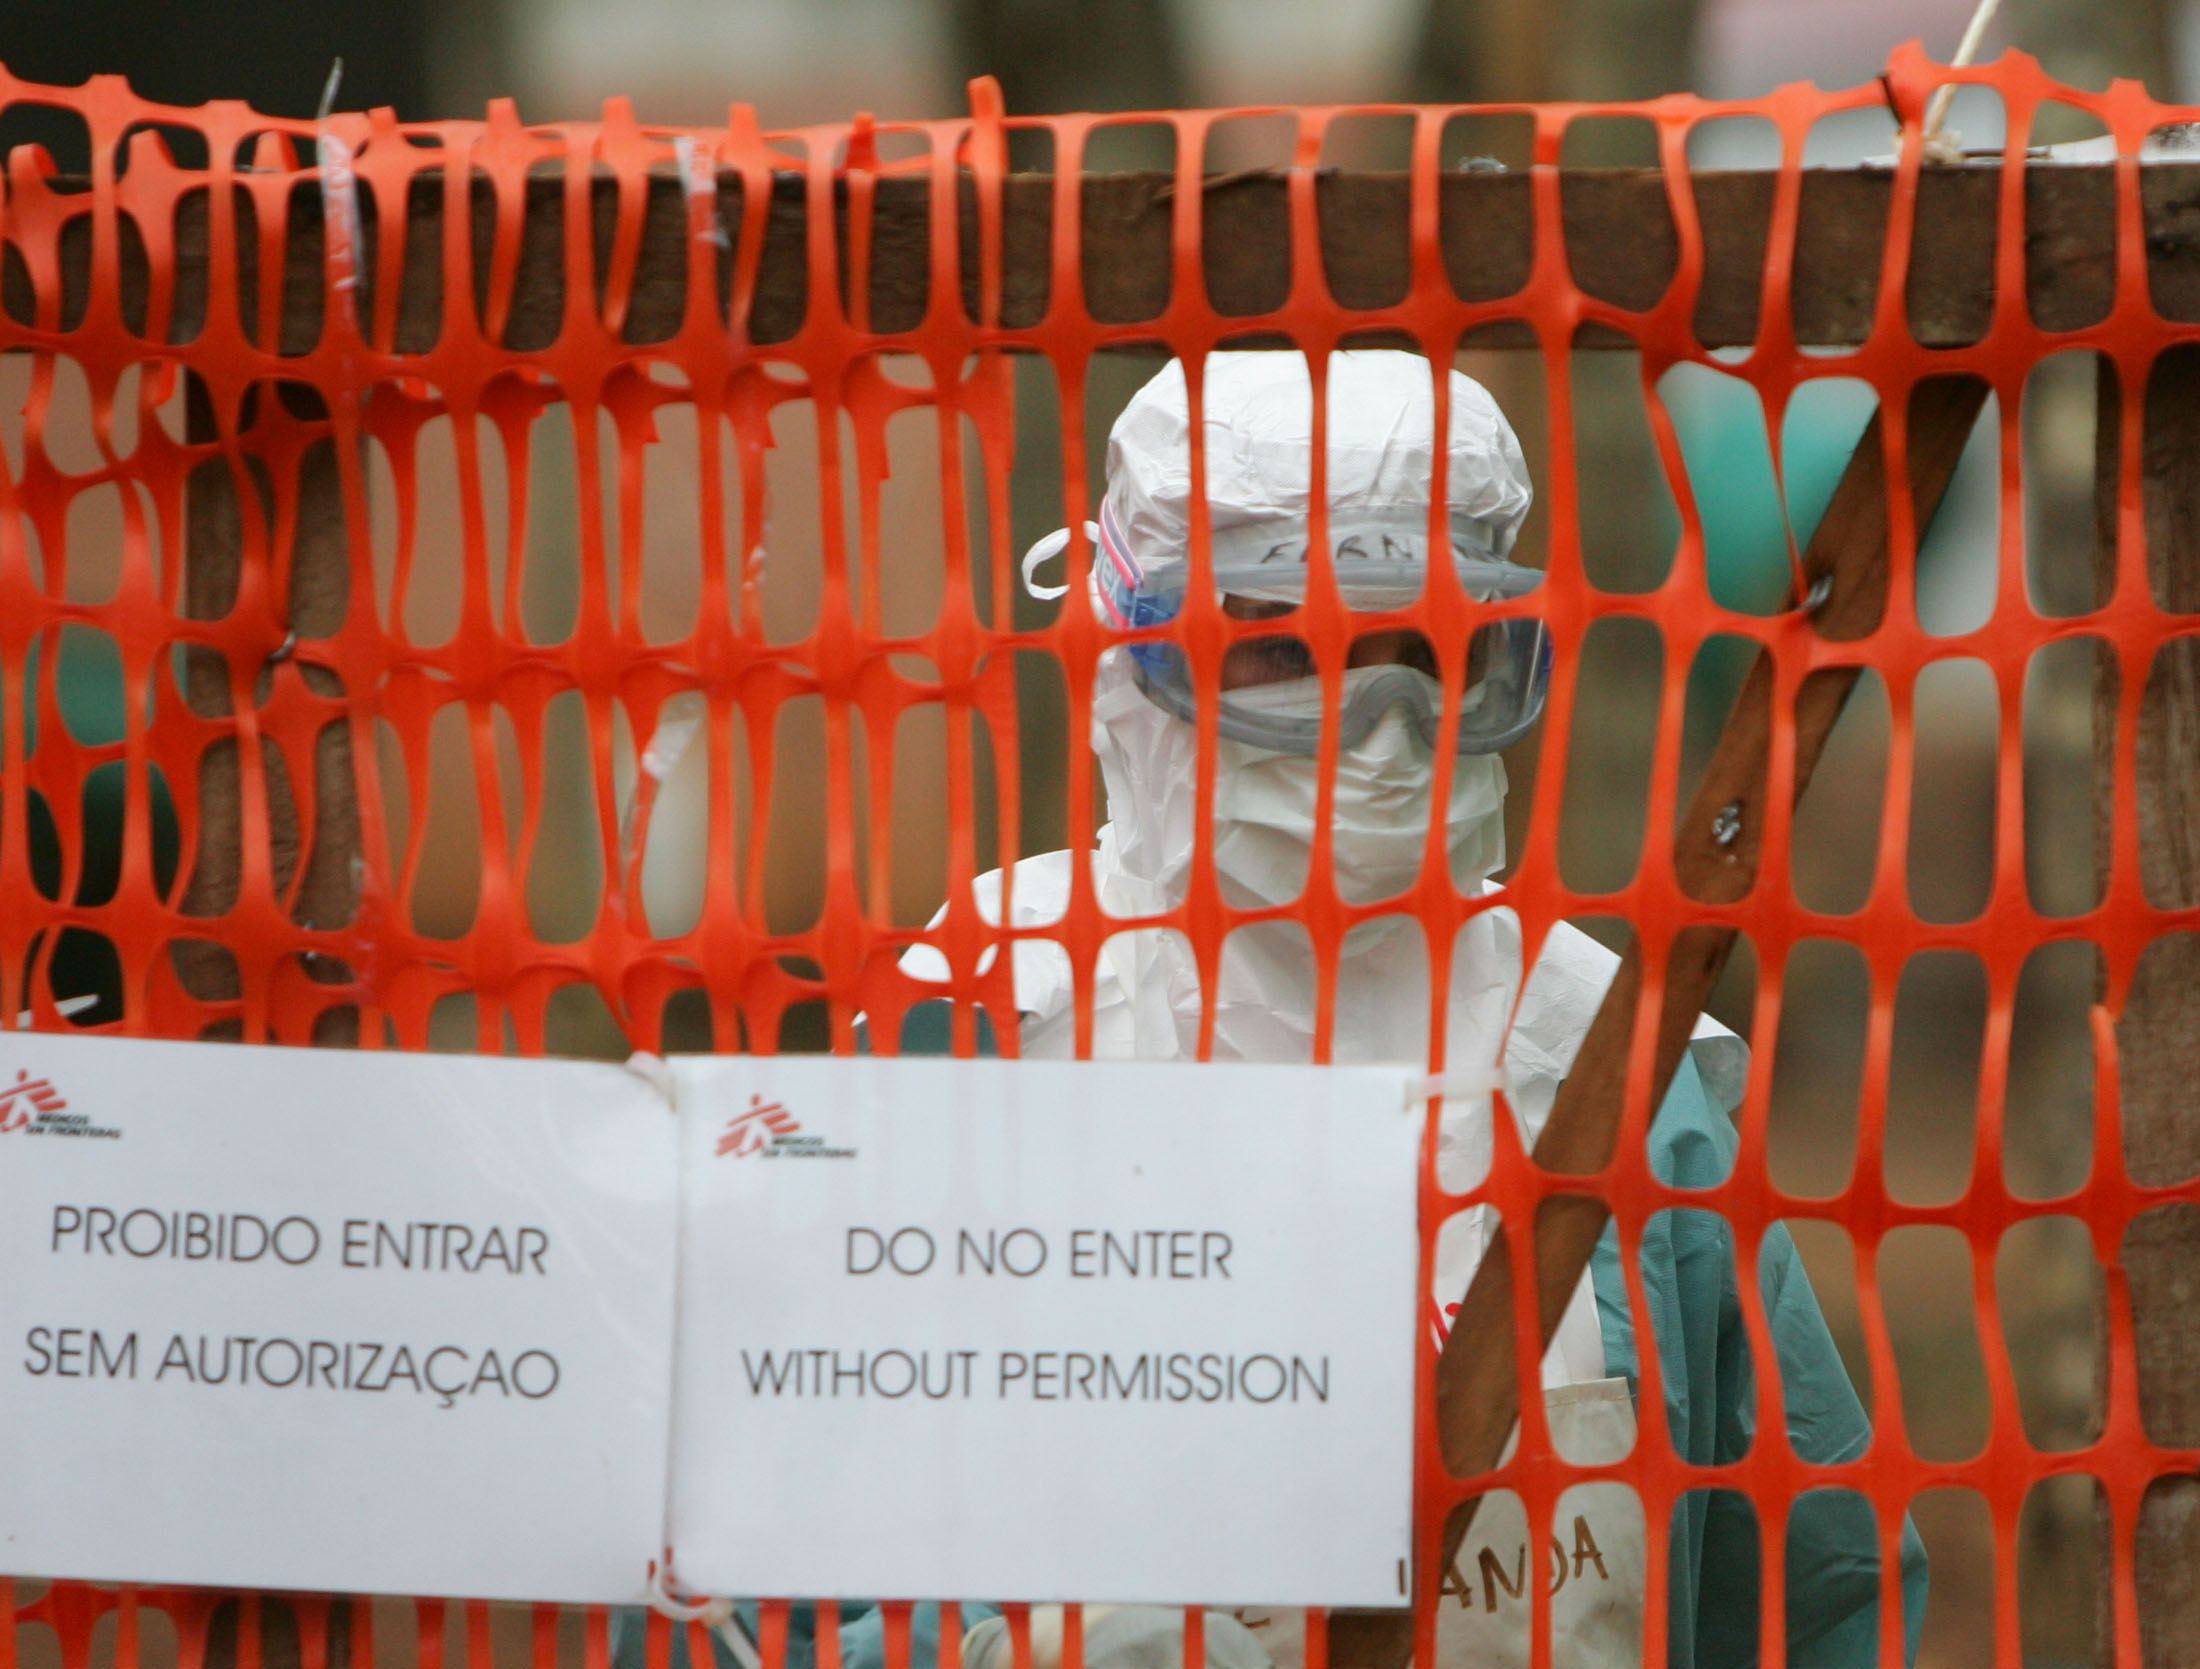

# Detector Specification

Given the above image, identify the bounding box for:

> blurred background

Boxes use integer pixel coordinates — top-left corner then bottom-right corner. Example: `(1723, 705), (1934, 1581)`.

(1, 0), (2192, 1664)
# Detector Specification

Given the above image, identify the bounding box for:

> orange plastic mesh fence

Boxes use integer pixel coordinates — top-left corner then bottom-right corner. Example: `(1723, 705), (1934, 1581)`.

(2, 41), (2197, 1669)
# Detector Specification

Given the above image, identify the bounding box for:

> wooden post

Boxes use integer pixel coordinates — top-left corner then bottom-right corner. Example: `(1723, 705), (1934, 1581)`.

(174, 369), (361, 1669)
(176, 375), (363, 1044)
(2095, 348), (2200, 1667)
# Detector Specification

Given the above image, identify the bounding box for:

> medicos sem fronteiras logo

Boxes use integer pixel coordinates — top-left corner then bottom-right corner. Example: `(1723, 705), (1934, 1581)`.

(0, 1066), (121, 1141)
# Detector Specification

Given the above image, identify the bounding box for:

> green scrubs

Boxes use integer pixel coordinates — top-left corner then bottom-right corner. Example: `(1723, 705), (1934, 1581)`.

(1593, 1053), (1929, 1666)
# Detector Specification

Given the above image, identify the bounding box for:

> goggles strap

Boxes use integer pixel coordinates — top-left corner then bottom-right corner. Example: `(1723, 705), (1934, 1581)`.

(1018, 522), (1098, 602)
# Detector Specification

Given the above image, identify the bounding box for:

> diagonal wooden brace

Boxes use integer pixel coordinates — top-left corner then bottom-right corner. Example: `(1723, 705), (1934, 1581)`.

(1329, 374), (1989, 1669)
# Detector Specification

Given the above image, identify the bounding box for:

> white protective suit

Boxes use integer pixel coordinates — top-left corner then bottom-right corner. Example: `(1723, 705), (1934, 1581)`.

(904, 351), (1748, 1667)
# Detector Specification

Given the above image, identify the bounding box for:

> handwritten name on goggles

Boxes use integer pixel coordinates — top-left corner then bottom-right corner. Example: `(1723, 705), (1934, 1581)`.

(1093, 505), (1551, 756)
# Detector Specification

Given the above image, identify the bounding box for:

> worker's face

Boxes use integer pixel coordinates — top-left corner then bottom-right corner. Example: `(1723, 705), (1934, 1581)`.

(1218, 594), (1463, 693)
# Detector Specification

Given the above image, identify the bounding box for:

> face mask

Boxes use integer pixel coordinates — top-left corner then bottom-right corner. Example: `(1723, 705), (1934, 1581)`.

(1216, 705), (1508, 907)
(1092, 655), (1508, 914)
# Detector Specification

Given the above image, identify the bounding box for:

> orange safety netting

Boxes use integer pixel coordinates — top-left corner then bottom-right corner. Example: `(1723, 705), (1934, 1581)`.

(2, 40), (2197, 1669)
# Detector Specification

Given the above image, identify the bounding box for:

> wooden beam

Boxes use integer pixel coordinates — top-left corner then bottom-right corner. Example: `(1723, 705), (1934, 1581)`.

(2093, 348), (2200, 1668)
(2, 163), (2190, 354)
(174, 375), (363, 1045)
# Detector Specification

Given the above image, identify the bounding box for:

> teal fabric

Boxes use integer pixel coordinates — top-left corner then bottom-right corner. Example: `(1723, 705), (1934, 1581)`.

(611, 1605), (1002, 1669)
(627, 1011), (1925, 1669)
(875, 1002), (1000, 1058)
(1589, 1052), (1929, 1667)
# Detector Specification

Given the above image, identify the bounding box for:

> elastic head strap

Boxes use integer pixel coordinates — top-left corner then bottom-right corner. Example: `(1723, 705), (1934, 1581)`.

(1019, 522), (1099, 602)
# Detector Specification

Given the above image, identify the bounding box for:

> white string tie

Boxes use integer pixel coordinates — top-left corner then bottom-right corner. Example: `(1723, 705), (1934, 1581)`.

(673, 135), (732, 248)
(1403, 1065), (1506, 1110)
(1921, 0), (2004, 164)
(645, 1557), (730, 1623)
(1020, 522), (1097, 601)
(315, 60), (361, 302)
(624, 1050), (679, 1110)
(619, 694), (706, 876)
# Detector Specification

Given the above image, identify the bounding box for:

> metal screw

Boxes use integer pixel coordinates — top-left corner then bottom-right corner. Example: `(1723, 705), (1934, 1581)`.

(1711, 801), (1743, 847)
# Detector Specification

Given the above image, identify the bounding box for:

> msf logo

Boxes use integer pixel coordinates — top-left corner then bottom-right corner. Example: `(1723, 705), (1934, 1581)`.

(717, 1094), (799, 1159)
(0, 1068), (67, 1134)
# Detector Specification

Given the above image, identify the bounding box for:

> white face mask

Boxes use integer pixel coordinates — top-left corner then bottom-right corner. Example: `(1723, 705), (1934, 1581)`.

(1092, 656), (1508, 913)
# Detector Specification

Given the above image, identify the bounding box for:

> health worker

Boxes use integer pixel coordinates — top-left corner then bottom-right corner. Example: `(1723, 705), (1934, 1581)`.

(619, 349), (1928, 1669)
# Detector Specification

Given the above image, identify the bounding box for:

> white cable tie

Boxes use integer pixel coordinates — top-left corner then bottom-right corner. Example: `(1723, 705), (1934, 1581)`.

(625, 1050), (680, 1113)
(10, 994), (102, 1028)
(641, 700), (706, 784)
(315, 61), (362, 304)
(1404, 1066), (1505, 1110)
(1019, 523), (1095, 601)
(672, 134), (732, 249)
(644, 1558), (731, 1624)
(619, 694), (706, 877)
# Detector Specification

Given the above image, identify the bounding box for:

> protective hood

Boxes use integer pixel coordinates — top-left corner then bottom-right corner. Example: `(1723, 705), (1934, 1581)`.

(1073, 350), (1527, 1054)
(1104, 349), (1533, 581)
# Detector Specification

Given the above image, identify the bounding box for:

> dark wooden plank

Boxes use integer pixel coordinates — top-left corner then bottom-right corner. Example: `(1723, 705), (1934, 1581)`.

(3, 164), (2194, 354)
(174, 375), (362, 1045)
(2093, 349), (2200, 1669)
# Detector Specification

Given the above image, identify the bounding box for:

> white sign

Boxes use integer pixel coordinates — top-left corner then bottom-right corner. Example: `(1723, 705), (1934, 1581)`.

(0, 1030), (679, 1604)
(669, 1056), (1420, 1609)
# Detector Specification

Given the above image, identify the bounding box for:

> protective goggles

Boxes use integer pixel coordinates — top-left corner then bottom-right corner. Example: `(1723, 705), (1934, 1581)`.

(1095, 511), (1551, 756)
